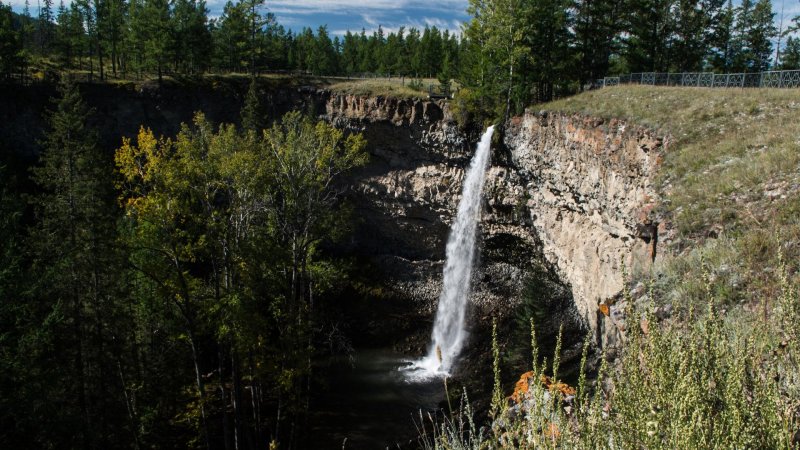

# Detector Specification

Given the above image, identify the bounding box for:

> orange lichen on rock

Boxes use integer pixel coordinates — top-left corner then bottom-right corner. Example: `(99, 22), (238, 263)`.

(541, 375), (577, 396)
(511, 372), (577, 403)
(599, 303), (610, 316)
(511, 371), (535, 403)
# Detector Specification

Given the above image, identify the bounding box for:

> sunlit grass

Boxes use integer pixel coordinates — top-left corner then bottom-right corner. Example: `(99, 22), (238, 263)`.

(544, 86), (800, 313)
(328, 77), (436, 99)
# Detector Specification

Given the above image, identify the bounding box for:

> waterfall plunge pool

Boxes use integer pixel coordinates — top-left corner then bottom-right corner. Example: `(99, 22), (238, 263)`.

(309, 348), (446, 449)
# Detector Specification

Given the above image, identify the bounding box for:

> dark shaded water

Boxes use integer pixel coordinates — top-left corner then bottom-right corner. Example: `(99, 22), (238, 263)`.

(309, 349), (445, 449)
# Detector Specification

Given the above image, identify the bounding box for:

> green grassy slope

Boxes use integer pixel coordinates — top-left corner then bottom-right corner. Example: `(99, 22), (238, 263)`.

(544, 86), (800, 314)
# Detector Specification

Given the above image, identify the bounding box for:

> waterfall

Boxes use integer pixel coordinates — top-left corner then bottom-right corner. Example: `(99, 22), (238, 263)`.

(405, 125), (495, 380)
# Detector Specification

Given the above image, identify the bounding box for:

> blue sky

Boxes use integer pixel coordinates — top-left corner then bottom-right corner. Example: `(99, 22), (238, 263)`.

(255, 0), (471, 36)
(6, 0), (799, 38)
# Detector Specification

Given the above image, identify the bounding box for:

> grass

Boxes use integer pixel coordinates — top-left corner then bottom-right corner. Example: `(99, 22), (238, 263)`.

(544, 86), (800, 313)
(327, 77), (438, 99)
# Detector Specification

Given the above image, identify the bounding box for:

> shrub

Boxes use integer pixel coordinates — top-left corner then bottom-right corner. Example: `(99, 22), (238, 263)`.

(425, 264), (800, 449)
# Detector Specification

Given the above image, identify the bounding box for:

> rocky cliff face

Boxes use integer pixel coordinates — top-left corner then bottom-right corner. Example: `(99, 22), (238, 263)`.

(503, 112), (668, 349)
(325, 95), (669, 351)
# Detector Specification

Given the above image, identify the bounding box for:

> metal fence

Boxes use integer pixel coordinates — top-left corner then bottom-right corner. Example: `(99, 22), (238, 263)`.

(596, 70), (800, 89)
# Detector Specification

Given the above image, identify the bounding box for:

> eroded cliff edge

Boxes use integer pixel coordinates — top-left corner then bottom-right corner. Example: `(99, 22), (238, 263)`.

(325, 94), (670, 352)
(503, 111), (669, 349)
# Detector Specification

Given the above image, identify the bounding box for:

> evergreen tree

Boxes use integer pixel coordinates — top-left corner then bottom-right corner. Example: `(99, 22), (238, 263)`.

(672, 0), (727, 71)
(525, 0), (574, 102)
(311, 25), (337, 75)
(709, 0), (736, 71)
(28, 80), (131, 448)
(241, 76), (263, 132)
(575, 0), (624, 86)
(39, 0), (55, 54)
(341, 30), (358, 74)
(214, 0), (249, 71)
(780, 36), (800, 69)
(0, 1), (23, 80)
(624, 0), (675, 72)
(141, 0), (173, 81)
(731, 0), (754, 71)
(172, 0), (212, 73)
(748, 0), (776, 70)
(244, 0), (265, 74)
(731, 0), (776, 71)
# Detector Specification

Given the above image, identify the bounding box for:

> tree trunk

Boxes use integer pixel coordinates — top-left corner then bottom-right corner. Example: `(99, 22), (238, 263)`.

(219, 344), (232, 450)
(188, 331), (212, 450)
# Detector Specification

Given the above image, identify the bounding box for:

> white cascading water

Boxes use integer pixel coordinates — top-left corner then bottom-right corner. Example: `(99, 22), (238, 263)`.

(405, 126), (495, 380)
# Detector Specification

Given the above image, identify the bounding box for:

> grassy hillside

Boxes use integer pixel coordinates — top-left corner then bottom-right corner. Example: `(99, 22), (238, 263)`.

(545, 86), (800, 316)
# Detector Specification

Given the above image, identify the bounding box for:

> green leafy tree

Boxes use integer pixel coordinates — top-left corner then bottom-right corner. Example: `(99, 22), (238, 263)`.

(116, 111), (368, 448)
(462, 0), (531, 122)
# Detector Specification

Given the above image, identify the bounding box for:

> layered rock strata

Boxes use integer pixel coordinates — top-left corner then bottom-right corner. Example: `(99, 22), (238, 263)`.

(326, 95), (668, 349)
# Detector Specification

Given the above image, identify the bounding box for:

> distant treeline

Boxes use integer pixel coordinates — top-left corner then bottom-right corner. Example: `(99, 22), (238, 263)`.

(1, 0), (798, 101)
(0, 0), (461, 81)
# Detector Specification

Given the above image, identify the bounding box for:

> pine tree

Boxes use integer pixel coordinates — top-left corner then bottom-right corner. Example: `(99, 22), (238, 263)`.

(29, 80), (129, 447)
(244, 0), (265, 74)
(574, 0), (624, 86)
(525, 0), (574, 102)
(624, 0), (675, 72)
(39, 0), (55, 54)
(142, 0), (173, 81)
(780, 36), (800, 69)
(709, 0), (735, 71)
(241, 76), (262, 132)
(0, 1), (23, 80)
(748, 0), (776, 70)
(214, 0), (249, 71)
(672, 0), (727, 71)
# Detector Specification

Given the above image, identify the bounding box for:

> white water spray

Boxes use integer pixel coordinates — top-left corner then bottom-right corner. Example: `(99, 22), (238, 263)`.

(405, 126), (495, 380)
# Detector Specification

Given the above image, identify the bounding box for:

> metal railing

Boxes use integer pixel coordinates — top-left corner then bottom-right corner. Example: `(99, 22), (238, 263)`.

(596, 70), (800, 89)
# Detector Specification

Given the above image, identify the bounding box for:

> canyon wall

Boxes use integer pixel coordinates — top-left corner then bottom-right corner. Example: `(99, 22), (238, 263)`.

(325, 95), (669, 350)
(1, 80), (669, 351)
(503, 111), (669, 348)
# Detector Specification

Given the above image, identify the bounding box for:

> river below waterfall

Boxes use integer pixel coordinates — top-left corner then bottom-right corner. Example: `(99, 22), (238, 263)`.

(309, 348), (445, 449)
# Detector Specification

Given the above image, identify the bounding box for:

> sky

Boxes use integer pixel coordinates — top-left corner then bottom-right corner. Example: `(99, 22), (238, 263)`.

(5, 0), (799, 39)
(252, 0), (471, 36)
